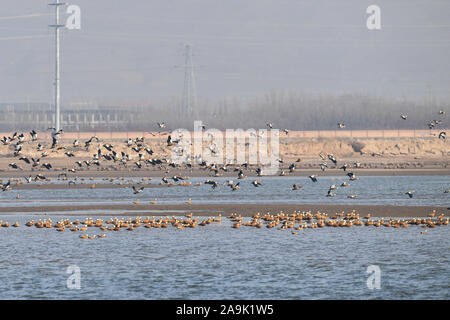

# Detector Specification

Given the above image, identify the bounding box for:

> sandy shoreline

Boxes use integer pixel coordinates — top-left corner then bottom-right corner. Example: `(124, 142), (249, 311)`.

(0, 203), (447, 217)
(0, 167), (449, 179)
(1, 182), (177, 190)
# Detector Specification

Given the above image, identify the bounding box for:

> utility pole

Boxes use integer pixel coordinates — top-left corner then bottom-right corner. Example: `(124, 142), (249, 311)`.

(181, 44), (197, 115)
(49, 0), (66, 132)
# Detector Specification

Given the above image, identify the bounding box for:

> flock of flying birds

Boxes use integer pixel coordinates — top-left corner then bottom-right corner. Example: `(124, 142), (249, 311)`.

(0, 110), (448, 200)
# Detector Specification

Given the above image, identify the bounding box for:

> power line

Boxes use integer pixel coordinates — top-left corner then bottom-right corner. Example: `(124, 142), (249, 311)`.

(0, 13), (52, 21)
(0, 35), (50, 41)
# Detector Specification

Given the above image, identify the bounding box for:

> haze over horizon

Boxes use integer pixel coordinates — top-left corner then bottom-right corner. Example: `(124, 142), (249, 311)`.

(1, 0), (449, 106)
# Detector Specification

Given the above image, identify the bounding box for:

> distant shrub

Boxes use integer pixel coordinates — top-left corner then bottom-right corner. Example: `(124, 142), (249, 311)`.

(351, 141), (365, 153)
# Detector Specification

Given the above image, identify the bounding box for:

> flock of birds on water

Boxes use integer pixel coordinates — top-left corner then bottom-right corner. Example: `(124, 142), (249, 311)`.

(0, 209), (447, 239)
(0, 111), (448, 237)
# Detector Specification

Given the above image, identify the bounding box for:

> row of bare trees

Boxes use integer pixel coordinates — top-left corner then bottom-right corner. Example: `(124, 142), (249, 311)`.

(145, 92), (448, 131)
(1, 92), (447, 132)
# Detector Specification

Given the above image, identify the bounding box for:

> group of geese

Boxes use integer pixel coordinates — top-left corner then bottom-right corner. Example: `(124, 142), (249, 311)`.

(228, 210), (448, 235)
(0, 214), (224, 239)
(0, 209), (446, 239)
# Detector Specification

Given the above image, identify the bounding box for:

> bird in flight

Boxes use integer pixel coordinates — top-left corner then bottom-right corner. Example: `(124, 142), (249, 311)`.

(29, 130), (38, 141)
(252, 180), (262, 187)
(132, 186), (144, 194)
(405, 190), (415, 198)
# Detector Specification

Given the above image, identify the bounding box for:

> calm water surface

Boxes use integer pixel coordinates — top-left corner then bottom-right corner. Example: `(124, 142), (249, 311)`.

(0, 175), (449, 207)
(0, 215), (448, 299)
(0, 174), (448, 299)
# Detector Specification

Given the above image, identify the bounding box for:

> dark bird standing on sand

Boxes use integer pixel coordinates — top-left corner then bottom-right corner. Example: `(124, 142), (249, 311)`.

(439, 131), (446, 141)
(167, 135), (174, 146)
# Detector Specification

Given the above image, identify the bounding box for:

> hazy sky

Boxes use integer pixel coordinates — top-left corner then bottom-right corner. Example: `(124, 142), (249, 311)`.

(0, 0), (449, 105)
